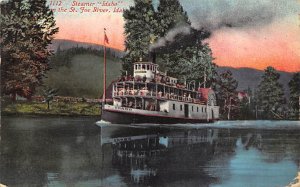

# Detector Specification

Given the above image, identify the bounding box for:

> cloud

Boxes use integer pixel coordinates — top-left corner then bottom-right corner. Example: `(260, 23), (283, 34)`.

(180, 0), (300, 31)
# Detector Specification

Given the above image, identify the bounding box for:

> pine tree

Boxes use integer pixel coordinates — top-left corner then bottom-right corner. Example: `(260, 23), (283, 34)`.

(1, 0), (58, 100)
(122, 0), (157, 74)
(257, 67), (285, 119)
(288, 72), (300, 119)
(161, 42), (217, 86)
(187, 43), (218, 88)
(156, 0), (190, 37)
(214, 70), (239, 120)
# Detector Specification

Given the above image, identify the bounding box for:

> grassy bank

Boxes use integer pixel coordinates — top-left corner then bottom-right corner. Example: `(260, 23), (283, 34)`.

(1, 101), (101, 116)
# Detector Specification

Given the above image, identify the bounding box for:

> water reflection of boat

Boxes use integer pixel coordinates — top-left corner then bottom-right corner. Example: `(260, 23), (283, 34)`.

(100, 124), (219, 148)
(99, 125), (235, 186)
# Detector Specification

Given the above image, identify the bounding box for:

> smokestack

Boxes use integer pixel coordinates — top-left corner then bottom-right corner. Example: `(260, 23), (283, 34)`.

(149, 51), (156, 64)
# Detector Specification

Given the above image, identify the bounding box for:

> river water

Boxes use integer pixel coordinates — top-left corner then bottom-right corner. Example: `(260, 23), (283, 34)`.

(1, 117), (300, 187)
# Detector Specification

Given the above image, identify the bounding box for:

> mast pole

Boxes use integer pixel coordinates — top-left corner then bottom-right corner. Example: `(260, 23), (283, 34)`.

(204, 67), (207, 88)
(103, 28), (107, 104)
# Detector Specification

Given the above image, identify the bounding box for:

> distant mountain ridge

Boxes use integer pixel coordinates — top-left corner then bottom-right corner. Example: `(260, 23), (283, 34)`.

(50, 39), (125, 58)
(217, 66), (294, 96)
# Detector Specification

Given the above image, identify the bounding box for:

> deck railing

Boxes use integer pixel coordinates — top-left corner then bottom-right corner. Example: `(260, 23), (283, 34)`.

(113, 90), (205, 104)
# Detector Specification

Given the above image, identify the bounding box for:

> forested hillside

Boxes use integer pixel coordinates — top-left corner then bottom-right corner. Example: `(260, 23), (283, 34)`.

(43, 47), (122, 98)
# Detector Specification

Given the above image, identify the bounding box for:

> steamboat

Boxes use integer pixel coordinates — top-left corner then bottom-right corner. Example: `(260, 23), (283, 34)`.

(100, 56), (219, 124)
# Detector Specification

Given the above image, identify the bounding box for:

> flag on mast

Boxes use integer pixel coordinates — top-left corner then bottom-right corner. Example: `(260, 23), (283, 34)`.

(104, 28), (109, 44)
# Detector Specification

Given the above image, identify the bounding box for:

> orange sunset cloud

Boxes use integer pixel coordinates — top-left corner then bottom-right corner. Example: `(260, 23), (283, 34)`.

(208, 16), (300, 72)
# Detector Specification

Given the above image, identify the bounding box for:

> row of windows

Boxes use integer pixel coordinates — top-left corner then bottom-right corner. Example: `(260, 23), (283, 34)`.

(134, 64), (157, 71)
(172, 104), (207, 113)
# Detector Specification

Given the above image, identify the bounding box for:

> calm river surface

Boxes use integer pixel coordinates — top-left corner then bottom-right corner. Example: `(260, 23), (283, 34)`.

(1, 117), (300, 187)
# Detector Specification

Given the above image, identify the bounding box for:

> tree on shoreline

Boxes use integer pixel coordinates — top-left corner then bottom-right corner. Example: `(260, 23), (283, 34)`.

(156, 0), (190, 37)
(1, 0), (58, 100)
(186, 43), (218, 88)
(122, 0), (157, 75)
(42, 87), (58, 110)
(214, 70), (239, 120)
(256, 67), (285, 119)
(288, 72), (300, 119)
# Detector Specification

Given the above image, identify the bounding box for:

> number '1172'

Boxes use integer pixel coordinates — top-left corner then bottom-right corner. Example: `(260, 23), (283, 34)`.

(49, 1), (62, 6)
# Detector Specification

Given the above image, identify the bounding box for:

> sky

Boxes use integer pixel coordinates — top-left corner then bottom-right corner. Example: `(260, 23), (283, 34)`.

(50, 0), (300, 72)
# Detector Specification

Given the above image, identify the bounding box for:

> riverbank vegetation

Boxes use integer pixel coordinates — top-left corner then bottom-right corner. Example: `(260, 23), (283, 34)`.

(1, 100), (100, 116)
(1, 0), (58, 99)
